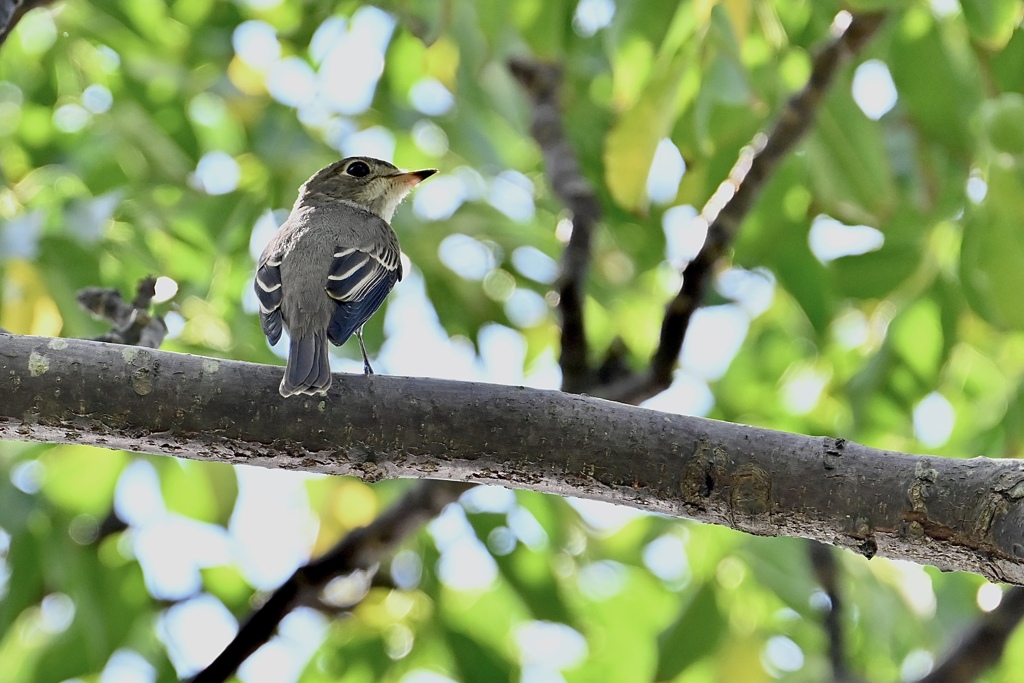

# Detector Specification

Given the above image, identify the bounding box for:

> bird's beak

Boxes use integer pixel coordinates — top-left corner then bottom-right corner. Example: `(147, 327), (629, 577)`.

(393, 169), (437, 186)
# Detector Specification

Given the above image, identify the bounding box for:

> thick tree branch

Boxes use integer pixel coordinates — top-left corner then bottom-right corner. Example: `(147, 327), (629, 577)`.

(509, 57), (599, 393)
(4, 334), (1024, 584)
(190, 479), (472, 683)
(917, 587), (1024, 683)
(598, 12), (886, 404)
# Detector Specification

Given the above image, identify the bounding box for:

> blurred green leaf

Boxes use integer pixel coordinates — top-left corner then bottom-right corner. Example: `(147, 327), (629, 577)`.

(654, 582), (725, 681)
(959, 0), (1023, 49)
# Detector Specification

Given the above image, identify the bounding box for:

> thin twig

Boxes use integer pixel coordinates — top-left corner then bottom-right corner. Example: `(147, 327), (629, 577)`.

(76, 275), (168, 348)
(190, 480), (473, 683)
(917, 586), (1024, 683)
(509, 57), (600, 393)
(597, 12), (886, 404)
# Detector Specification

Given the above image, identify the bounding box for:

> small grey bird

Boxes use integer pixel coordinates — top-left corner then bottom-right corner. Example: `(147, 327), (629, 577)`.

(254, 157), (435, 397)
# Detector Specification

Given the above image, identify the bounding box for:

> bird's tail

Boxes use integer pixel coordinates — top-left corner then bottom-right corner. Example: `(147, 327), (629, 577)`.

(280, 331), (331, 397)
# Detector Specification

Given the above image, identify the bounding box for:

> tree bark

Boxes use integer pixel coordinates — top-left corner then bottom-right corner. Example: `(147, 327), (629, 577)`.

(3, 332), (1024, 583)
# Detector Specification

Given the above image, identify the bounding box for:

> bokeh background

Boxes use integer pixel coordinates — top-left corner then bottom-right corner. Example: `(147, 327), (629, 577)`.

(3, 0), (1024, 681)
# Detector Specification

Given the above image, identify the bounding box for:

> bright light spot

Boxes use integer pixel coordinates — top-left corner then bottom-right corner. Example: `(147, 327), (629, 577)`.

(114, 460), (165, 526)
(379, 271), (481, 380)
(10, 460), (43, 493)
(412, 119), (449, 156)
(318, 8), (395, 115)
(192, 152), (240, 195)
(268, 57), (317, 108)
(573, 0), (615, 37)
(53, 103), (91, 133)
(238, 0), (281, 10)
(341, 125), (395, 161)
(680, 305), (749, 380)
(82, 84), (113, 113)
(763, 636), (804, 673)
(891, 560), (937, 618)
(930, 0), (959, 18)
(781, 364), (830, 415)
(900, 649), (934, 681)
(505, 289), (549, 328)
(852, 60), (898, 120)
(478, 323), (525, 384)
(153, 276), (178, 303)
(716, 267), (775, 317)
(913, 392), (955, 448)
(39, 593), (75, 633)
(487, 526), (517, 555)
(809, 589), (832, 612)
(808, 214), (884, 264)
(101, 649), (156, 683)
(230, 465), (316, 589)
(391, 549), (423, 589)
(967, 172), (987, 203)
(17, 10), (57, 54)
(409, 78), (454, 116)
(309, 17), (347, 65)
(508, 506), (549, 550)
(578, 560), (627, 600)
(436, 534), (498, 590)
(232, 21), (280, 71)
(555, 217), (574, 243)
(160, 595), (238, 677)
(646, 138), (686, 205)
(239, 638), (305, 683)
(512, 246), (558, 284)
(662, 205), (704, 263)
(831, 308), (870, 349)
(248, 210), (284, 262)
(322, 570), (372, 608)
(187, 93), (226, 127)
(977, 582), (1003, 612)
(438, 233), (494, 280)
(461, 486), (517, 514)
(642, 372), (714, 417)
(414, 175), (466, 221)
(134, 517), (231, 600)
(0, 210), (44, 260)
(488, 171), (535, 222)
(643, 534), (690, 583)
(516, 621), (588, 669)
(429, 503), (497, 594)
(569, 498), (643, 533)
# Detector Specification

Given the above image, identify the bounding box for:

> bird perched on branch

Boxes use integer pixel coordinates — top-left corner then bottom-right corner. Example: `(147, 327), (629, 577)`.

(255, 157), (435, 397)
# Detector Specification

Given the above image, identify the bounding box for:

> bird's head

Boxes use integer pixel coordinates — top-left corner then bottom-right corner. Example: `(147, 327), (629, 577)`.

(299, 156), (436, 223)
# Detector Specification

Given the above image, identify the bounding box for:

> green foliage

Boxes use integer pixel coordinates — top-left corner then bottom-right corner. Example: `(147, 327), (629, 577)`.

(4, 0), (1024, 680)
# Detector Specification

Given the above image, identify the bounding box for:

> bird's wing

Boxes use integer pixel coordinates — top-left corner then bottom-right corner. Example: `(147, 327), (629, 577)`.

(324, 241), (401, 345)
(254, 251), (284, 344)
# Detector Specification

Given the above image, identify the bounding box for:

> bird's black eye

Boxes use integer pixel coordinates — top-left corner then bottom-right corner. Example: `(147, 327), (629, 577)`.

(346, 161), (370, 177)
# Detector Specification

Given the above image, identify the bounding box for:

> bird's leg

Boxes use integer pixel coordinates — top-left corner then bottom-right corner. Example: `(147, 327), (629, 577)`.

(356, 326), (374, 375)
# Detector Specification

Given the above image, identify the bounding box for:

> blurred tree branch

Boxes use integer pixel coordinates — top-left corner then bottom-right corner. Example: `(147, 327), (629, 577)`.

(596, 11), (886, 404)
(190, 479), (473, 683)
(509, 56), (599, 394)
(4, 334), (1024, 585)
(808, 541), (860, 683)
(918, 587), (1024, 683)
